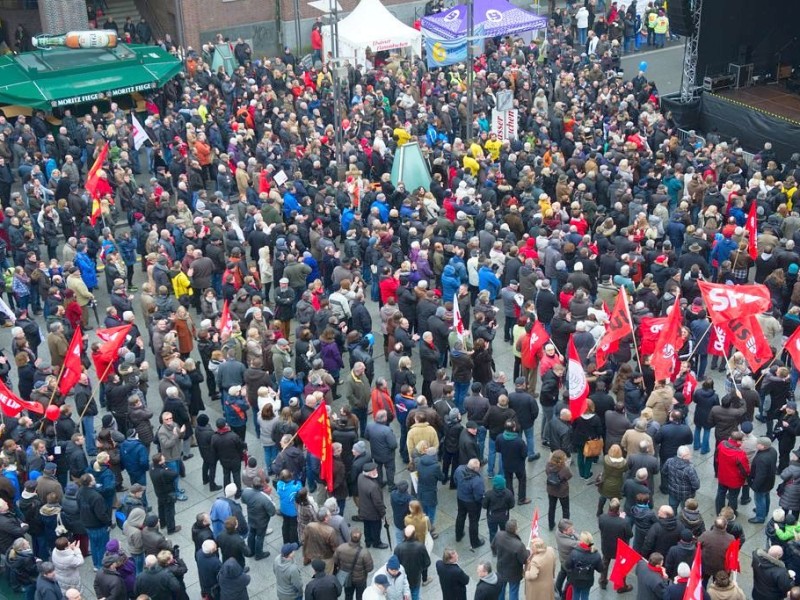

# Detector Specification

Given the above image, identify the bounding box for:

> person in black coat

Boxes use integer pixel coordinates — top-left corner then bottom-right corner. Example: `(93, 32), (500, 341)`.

(457, 423), (480, 467)
(217, 515), (253, 566)
(495, 421), (529, 504)
(664, 530), (696, 579)
(655, 411), (694, 494)
(218, 556), (251, 600)
(641, 506), (683, 559)
(748, 437), (779, 523)
(634, 553), (668, 600)
(210, 419), (245, 493)
(752, 547), (794, 600)
(149, 453), (181, 534)
(195, 414), (215, 487)
(474, 561), (502, 600)
(507, 378), (540, 461)
(597, 499), (633, 590)
(395, 525), (432, 590)
(419, 333), (441, 402)
(196, 539), (223, 599)
(304, 558), (342, 600)
(33, 562), (63, 600)
(565, 532), (604, 595)
(77, 473), (111, 571)
(436, 548), (469, 600)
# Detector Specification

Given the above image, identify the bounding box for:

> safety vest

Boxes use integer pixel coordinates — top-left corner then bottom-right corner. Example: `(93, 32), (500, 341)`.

(647, 11), (657, 28)
(654, 16), (668, 33)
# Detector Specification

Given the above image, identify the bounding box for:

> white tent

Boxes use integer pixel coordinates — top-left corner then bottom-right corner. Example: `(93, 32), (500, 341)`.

(321, 0), (422, 64)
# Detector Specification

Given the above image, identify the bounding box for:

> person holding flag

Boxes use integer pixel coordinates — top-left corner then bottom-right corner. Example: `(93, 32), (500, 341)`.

(597, 498), (634, 591)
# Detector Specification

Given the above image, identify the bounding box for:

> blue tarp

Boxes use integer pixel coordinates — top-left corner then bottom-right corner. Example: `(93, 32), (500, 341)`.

(421, 0), (547, 40)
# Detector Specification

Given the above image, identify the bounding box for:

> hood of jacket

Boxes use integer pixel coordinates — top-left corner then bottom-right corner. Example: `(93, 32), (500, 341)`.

(480, 572), (498, 585)
(658, 515), (678, 532)
(220, 557), (245, 578)
(126, 507), (147, 529)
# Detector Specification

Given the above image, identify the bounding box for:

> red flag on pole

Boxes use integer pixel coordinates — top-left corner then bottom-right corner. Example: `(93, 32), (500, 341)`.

(697, 281), (772, 325)
(746, 202), (758, 261)
(638, 316), (668, 355)
(567, 335), (590, 420)
(724, 538), (741, 572)
(85, 142), (112, 201)
(683, 544), (703, 600)
(650, 295), (683, 381)
(785, 326), (800, 368)
(528, 507), (540, 544)
(719, 316), (773, 371)
(219, 300), (232, 337)
(295, 401), (334, 492)
(90, 198), (102, 226)
(0, 379), (44, 416)
(92, 324), (132, 382)
(608, 539), (643, 591)
(452, 293), (465, 339)
(58, 327), (83, 396)
(707, 324), (730, 357)
(682, 371), (698, 405)
(595, 289), (633, 369)
(528, 320), (549, 356)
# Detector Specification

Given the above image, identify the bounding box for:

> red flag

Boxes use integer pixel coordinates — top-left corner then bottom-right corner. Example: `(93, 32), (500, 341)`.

(219, 300), (232, 336)
(650, 296), (683, 381)
(0, 379), (44, 416)
(609, 539), (643, 591)
(638, 316), (668, 356)
(682, 371), (698, 405)
(92, 324), (132, 381)
(720, 316), (773, 371)
(528, 320), (549, 356)
(595, 289), (633, 369)
(746, 202), (758, 261)
(683, 544), (703, 600)
(452, 293), (465, 338)
(602, 301), (611, 317)
(724, 538), (741, 572)
(85, 142), (112, 200)
(529, 507), (540, 544)
(295, 401), (334, 492)
(58, 327), (83, 396)
(707, 324), (730, 357)
(90, 198), (102, 226)
(698, 281), (771, 325)
(567, 335), (590, 420)
(786, 326), (800, 368)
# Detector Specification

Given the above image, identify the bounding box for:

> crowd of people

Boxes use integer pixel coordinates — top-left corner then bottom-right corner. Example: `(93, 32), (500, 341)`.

(0, 0), (799, 599)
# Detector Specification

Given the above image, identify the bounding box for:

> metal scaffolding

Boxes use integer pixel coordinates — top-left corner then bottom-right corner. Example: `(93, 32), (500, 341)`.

(679, 0), (704, 102)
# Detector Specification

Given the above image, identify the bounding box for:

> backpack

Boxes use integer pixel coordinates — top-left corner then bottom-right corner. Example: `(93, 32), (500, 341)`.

(224, 498), (249, 536)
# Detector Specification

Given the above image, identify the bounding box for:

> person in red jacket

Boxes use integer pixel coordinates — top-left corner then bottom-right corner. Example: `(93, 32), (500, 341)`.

(715, 431), (750, 514)
(310, 22), (323, 64)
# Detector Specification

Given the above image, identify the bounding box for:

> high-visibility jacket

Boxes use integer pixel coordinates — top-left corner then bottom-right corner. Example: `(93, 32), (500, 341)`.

(654, 16), (669, 33)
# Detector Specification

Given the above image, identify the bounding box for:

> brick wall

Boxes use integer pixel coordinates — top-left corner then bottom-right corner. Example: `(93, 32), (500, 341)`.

(1, 7), (42, 47)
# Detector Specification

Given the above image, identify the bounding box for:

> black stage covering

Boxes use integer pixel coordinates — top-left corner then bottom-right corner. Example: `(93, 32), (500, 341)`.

(662, 91), (800, 162)
(697, 0), (800, 82)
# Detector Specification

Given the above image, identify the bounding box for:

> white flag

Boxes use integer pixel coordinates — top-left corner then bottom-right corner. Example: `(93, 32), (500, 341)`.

(0, 297), (15, 324)
(130, 112), (150, 151)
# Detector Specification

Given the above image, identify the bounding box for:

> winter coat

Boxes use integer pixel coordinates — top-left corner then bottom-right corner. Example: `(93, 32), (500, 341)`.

(357, 474), (385, 520)
(274, 555), (304, 600)
(218, 557), (251, 600)
(565, 545), (603, 589)
(416, 453), (445, 506)
(524, 547), (557, 600)
(394, 539), (431, 587)
(716, 439), (750, 489)
(437, 560), (470, 600)
(364, 422), (397, 464)
(599, 456), (628, 499)
(749, 447), (778, 493)
(454, 465), (485, 503)
(661, 456), (700, 502)
(751, 548), (794, 600)
(598, 512), (632, 558)
(634, 561), (668, 600)
(492, 530), (529, 583)
(641, 515), (683, 558)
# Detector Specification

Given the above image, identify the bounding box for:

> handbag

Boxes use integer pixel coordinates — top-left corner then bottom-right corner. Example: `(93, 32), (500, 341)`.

(336, 546), (362, 588)
(55, 512), (67, 537)
(583, 438), (603, 458)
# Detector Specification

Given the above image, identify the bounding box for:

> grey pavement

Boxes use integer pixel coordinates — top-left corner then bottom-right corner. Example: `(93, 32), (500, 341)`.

(621, 44), (685, 95)
(6, 254), (767, 600)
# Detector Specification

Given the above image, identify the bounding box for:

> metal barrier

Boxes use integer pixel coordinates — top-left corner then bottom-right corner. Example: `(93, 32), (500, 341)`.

(676, 127), (757, 168)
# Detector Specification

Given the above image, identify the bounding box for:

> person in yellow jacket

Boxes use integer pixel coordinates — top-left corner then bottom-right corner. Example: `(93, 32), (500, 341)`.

(654, 10), (668, 48)
(469, 140), (485, 160)
(393, 125), (411, 147)
(170, 264), (193, 300)
(485, 132), (502, 161)
(463, 151), (480, 177)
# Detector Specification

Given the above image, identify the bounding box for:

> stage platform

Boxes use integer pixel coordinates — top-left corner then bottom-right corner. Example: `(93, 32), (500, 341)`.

(716, 85), (800, 125)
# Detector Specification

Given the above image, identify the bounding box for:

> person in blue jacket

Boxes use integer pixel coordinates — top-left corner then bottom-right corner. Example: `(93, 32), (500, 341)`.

(370, 193), (390, 223)
(74, 245), (98, 290)
(276, 471), (302, 543)
(441, 264), (461, 302)
(282, 186), (301, 219)
(120, 430), (150, 506)
(478, 263), (502, 301)
(92, 453), (117, 510)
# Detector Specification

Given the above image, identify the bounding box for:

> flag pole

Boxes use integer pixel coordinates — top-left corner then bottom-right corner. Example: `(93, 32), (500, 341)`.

(37, 367), (68, 433)
(721, 350), (741, 395)
(754, 354), (781, 386)
(78, 360), (115, 421)
(621, 288), (645, 374)
(682, 322), (713, 363)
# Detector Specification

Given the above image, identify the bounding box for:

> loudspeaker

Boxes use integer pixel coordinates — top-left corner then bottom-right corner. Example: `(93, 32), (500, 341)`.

(667, 0), (694, 37)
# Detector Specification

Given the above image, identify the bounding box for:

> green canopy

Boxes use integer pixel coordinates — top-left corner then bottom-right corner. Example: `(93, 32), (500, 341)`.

(391, 142), (432, 191)
(0, 44), (183, 110)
